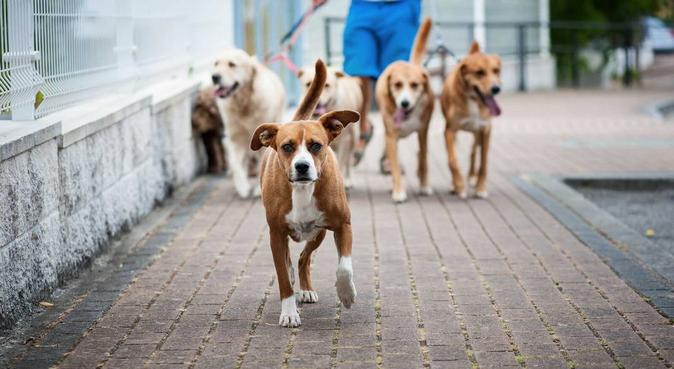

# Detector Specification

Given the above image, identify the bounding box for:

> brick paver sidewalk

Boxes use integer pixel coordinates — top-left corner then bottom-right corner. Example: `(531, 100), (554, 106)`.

(3, 90), (674, 369)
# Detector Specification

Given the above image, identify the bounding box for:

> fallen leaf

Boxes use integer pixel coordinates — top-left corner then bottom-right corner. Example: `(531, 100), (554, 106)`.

(39, 301), (54, 308)
(645, 229), (655, 238)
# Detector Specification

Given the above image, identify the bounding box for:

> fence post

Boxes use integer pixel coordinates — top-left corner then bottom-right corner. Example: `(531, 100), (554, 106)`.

(324, 18), (332, 66)
(571, 32), (580, 88)
(622, 24), (633, 87)
(517, 24), (526, 92)
(6, 0), (41, 120)
(114, 0), (136, 84)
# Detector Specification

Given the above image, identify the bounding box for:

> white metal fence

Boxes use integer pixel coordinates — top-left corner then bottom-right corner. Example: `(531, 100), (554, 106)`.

(0, 0), (232, 120)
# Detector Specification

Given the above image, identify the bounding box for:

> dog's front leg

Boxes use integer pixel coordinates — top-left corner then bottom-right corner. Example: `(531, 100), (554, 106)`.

(475, 128), (491, 198)
(224, 136), (251, 198)
(444, 129), (466, 198)
(468, 133), (480, 187)
(385, 133), (406, 203)
(298, 230), (326, 303)
(334, 224), (356, 308)
(417, 126), (433, 195)
(270, 231), (300, 327)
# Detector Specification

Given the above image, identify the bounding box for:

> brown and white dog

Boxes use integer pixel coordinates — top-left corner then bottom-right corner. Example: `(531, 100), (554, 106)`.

(212, 48), (285, 198)
(440, 41), (501, 199)
(192, 86), (226, 173)
(298, 66), (363, 188)
(375, 18), (434, 203)
(250, 59), (359, 327)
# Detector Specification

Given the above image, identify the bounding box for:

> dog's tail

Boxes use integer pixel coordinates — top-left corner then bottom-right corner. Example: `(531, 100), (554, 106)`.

(410, 17), (432, 65)
(293, 59), (327, 121)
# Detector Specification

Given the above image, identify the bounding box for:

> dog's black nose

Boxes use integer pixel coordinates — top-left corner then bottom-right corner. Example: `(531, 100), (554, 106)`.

(295, 162), (309, 174)
(401, 100), (410, 109)
(491, 85), (501, 95)
(211, 73), (221, 84)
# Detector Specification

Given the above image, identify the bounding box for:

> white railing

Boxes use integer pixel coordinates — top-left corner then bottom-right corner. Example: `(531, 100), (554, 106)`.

(0, 0), (232, 120)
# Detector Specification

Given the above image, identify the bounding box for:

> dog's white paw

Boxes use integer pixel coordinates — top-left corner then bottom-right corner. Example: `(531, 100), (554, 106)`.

(298, 290), (318, 303)
(234, 179), (251, 199)
(344, 177), (353, 190)
(336, 257), (357, 309)
(392, 190), (408, 203)
(252, 185), (261, 198)
(419, 186), (433, 196)
(475, 190), (489, 199)
(456, 190), (468, 199)
(279, 296), (301, 327)
(468, 176), (478, 187)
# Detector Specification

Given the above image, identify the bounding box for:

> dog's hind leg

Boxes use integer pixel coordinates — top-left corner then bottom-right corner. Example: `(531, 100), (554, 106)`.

(334, 224), (356, 308)
(298, 230), (326, 303)
(270, 231), (300, 327)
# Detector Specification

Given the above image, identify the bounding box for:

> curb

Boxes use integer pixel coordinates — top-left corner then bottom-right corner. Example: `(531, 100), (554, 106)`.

(514, 173), (674, 319)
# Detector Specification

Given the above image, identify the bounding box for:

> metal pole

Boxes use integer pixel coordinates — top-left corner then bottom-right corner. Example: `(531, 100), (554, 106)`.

(517, 24), (526, 92)
(324, 18), (332, 66)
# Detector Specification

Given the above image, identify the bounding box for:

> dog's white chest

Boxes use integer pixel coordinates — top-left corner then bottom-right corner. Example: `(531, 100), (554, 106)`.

(285, 184), (324, 242)
(460, 100), (490, 132)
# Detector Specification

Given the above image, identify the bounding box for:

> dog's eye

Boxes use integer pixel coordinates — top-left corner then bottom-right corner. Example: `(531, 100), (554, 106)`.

(476, 69), (486, 78)
(393, 81), (403, 89)
(410, 82), (419, 89)
(228, 61), (236, 68)
(325, 83), (330, 88)
(305, 82), (311, 87)
(282, 143), (294, 153)
(309, 142), (322, 153)
(493, 68), (500, 74)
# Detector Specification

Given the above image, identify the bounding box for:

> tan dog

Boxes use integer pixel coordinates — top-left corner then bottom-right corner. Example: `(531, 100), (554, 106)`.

(440, 41), (501, 199)
(375, 18), (434, 203)
(212, 48), (285, 198)
(298, 66), (363, 188)
(250, 60), (359, 327)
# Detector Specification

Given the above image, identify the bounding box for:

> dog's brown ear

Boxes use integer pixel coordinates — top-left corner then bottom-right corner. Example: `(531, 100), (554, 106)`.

(318, 110), (360, 142)
(469, 41), (480, 54)
(335, 71), (345, 78)
(454, 62), (469, 92)
(250, 123), (279, 151)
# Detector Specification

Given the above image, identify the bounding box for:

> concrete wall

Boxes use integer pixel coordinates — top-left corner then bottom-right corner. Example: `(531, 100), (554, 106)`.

(0, 80), (204, 328)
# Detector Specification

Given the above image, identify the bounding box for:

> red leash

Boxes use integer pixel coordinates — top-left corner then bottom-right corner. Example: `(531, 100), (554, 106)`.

(265, 3), (321, 75)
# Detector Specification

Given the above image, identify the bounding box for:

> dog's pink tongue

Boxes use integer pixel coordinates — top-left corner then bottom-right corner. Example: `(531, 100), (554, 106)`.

(314, 105), (327, 116)
(393, 109), (405, 126)
(484, 95), (501, 117)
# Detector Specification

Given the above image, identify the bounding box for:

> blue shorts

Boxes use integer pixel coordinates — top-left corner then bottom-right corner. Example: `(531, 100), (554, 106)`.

(343, 0), (421, 79)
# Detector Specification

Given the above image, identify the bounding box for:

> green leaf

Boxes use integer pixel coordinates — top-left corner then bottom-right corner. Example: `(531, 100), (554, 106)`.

(34, 91), (44, 109)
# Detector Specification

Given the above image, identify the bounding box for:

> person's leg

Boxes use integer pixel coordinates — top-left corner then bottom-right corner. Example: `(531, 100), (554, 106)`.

(354, 76), (372, 164)
(343, 1), (378, 164)
(376, 0), (421, 70)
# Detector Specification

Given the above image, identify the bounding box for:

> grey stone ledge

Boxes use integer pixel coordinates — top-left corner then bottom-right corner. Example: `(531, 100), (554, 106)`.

(144, 77), (202, 114)
(0, 119), (61, 161)
(54, 93), (153, 148)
